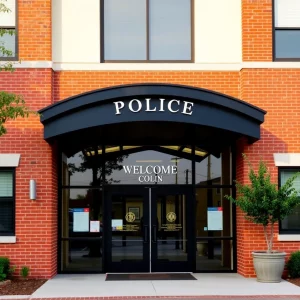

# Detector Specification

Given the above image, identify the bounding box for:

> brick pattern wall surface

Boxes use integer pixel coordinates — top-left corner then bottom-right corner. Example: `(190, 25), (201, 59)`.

(242, 0), (273, 61)
(0, 0), (298, 279)
(1, 68), (300, 278)
(18, 0), (52, 60)
(53, 71), (240, 102)
(237, 69), (300, 276)
(0, 69), (56, 279)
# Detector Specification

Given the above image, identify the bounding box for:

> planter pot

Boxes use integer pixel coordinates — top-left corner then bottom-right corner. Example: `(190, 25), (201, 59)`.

(252, 251), (286, 283)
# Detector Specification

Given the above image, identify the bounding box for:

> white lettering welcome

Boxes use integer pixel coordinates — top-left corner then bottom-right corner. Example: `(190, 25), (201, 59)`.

(114, 98), (194, 115)
(123, 165), (177, 175)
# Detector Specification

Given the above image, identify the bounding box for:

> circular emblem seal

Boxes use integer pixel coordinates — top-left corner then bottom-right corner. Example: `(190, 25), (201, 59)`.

(125, 212), (135, 223)
(166, 212), (176, 222)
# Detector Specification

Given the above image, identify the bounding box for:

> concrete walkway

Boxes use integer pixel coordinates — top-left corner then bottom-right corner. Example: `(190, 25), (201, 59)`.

(25, 273), (300, 298)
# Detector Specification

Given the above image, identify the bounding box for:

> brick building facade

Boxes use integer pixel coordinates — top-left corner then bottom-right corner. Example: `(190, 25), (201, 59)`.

(0, 0), (300, 279)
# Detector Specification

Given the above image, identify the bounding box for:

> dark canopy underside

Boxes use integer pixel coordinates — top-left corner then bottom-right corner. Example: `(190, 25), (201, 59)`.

(39, 83), (266, 158)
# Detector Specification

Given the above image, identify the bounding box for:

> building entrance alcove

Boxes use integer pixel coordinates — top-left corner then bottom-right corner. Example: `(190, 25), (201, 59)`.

(39, 83), (266, 274)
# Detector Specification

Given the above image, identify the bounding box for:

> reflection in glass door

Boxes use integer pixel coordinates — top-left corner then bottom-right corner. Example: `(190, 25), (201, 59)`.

(105, 186), (149, 272)
(105, 185), (194, 273)
(151, 186), (194, 272)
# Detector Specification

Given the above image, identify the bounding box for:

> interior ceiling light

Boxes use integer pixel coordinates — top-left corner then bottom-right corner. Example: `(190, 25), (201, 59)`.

(82, 145), (207, 157)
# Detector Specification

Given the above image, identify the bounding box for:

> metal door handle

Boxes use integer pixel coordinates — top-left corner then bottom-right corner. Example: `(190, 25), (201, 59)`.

(143, 225), (148, 243)
(152, 225), (157, 243)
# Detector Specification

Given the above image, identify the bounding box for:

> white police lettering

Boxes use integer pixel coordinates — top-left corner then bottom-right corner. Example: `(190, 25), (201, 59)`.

(113, 98), (194, 115)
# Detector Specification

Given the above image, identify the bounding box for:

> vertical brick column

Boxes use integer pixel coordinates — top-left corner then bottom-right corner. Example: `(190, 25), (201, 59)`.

(0, 69), (56, 278)
(18, 0), (52, 60)
(242, 0), (273, 61)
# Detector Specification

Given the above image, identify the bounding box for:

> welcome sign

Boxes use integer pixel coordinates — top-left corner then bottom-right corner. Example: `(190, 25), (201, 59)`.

(123, 165), (178, 183)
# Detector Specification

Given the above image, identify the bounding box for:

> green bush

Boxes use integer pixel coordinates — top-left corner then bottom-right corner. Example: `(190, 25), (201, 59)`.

(287, 251), (300, 278)
(20, 266), (29, 278)
(0, 257), (10, 281)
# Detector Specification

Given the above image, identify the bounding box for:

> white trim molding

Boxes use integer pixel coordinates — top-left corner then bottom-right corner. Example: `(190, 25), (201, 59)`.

(52, 61), (300, 71)
(11, 61), (52, 68)
(9, 61), (300, 71)
(277, 234), (300, 242)
(0, 154), (21, 167)
(53, 62), (242, 71)
(0, 236), (16, 243)
(273, 153), (300, 167)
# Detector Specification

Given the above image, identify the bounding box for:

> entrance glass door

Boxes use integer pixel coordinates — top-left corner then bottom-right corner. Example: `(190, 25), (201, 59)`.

(104, 185), (194, 273)
(151, 186), (194, 272)
(105, 186), (149, 272)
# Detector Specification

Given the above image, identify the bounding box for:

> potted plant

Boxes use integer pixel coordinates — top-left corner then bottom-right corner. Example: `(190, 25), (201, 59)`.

(225, 154), (300, 283)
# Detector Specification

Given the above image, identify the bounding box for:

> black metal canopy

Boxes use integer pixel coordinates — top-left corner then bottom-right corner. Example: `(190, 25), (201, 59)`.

(39, 83), (266, 157)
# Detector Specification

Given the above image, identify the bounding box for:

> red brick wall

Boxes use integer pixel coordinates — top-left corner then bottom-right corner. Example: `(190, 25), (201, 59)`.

(0, 69), (56, 279)
(242, 0), (273, 61)
(1, 68), (300, 278)
(18, 0), (52, 60)
(53, 71), (240, 101)
(0, 0), (299, 280)
(236, 69), (300, 276)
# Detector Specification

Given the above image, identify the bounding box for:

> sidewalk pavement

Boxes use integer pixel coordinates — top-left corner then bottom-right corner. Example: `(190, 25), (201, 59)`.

(0, 273), (299, 300)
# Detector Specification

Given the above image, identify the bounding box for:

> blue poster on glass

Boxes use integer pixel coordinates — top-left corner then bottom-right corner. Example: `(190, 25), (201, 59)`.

(207, 207), (223, 231)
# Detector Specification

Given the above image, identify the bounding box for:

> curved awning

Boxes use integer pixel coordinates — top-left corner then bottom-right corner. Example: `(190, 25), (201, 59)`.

(39, 83), (266, 156)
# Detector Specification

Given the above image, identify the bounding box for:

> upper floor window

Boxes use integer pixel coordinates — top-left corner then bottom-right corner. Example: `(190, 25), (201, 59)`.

(279, 168), (300, 233)
(0, 169), (15, 236)
(0, 0), (17, 60)
(103, 0), (192, 62)
(274, 0), (300, 60)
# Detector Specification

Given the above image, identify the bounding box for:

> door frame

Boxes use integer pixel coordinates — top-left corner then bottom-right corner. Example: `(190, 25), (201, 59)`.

(151, 185), (195, 272)
(104, 185), (150, 273)
(103, 184), (196, 273)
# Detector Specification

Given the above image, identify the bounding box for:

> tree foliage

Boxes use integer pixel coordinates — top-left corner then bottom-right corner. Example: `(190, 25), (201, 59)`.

(68, 153), (127, 185)
(225, 154), (300, 252)
(0, 91), (35, 136)
(0, 0), (35, 137)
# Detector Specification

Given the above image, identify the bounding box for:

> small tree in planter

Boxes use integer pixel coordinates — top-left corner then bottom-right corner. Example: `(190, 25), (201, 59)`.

(225, 154), (300, 283)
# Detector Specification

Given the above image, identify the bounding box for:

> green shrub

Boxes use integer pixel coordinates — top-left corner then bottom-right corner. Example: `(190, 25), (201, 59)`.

(0, 257), (10, 281)
(20, 266), (29, 278)
(287, 251), (300, 278)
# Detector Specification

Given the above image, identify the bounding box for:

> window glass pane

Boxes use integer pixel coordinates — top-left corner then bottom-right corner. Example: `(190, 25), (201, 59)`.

(0, 30), (16, 57)
(106, 146), (192, 185)
(0, 172), (13, 197)
(275, 0), (300, 27)
(281, 170), (300, 192)
(149, 0), (191, 60)
(61, 188), (103, 272)
(196, 187), (233, 271)
(0, 202), (13, 233)
(62, 188), (103, 236)
(275, 30), (300, 59)
(281, 207), (300, 230)
(104, 0), (147, 60)
(280, 170), (300, 230)
(66, 151), (94, 186)
(195, 155), (222, 185)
